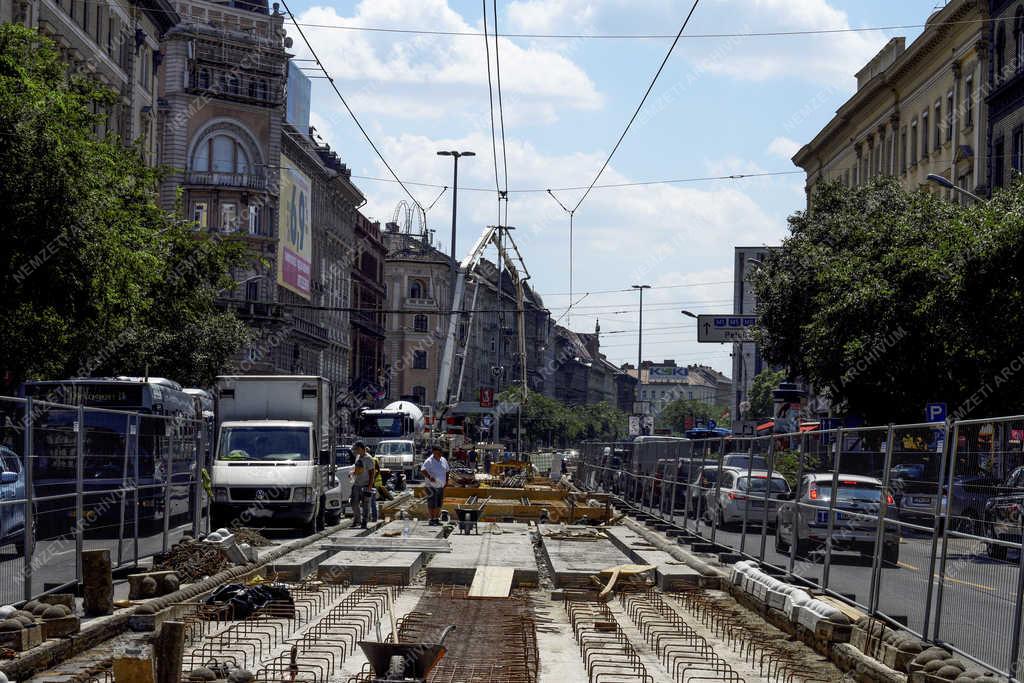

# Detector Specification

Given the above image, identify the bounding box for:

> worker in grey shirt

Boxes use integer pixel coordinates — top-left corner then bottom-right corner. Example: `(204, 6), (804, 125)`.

(349, 442), (375, 528)
(420, 445), (450, 526)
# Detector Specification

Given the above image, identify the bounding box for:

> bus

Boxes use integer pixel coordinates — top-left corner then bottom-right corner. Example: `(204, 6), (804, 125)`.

(21, 377), (201, 538)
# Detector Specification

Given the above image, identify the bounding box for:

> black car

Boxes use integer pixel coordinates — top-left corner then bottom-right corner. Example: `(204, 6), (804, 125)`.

(983, 466), (1024, 560)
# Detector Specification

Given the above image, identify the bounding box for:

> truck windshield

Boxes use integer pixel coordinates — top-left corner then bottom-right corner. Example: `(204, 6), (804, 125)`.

(378, 442), (413, 455)
(357, 415), (404, 437)
(218, 427), (310, 462)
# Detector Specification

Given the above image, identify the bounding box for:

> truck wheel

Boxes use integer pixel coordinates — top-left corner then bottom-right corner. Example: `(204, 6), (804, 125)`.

(989, 540), (1008, 561)
(882, 542), (900, 566)
(325, 509), (342, 526)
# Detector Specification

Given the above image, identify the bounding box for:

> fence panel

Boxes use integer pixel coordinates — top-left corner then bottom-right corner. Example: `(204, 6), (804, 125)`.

(0, 398), (28, 605)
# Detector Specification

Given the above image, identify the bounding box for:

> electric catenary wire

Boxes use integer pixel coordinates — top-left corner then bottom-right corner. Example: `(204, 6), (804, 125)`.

(493, 0), (510, 202)
(572, 0), (701, 214)
(277, 0), (424, 216)
(481, 0), (503, 224)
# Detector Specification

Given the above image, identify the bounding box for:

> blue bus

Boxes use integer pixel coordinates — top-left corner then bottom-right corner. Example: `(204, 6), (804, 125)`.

(21, 377), (201, 538)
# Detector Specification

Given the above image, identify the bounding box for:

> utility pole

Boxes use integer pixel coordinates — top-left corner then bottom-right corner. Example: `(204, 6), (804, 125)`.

(633, 284), (651, 435)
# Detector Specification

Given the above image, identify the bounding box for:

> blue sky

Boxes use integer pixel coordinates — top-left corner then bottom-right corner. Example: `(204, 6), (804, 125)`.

(283, 0), (942, 375)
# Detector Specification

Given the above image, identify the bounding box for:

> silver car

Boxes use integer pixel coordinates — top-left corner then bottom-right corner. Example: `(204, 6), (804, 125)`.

(704, 469), (790, 527)
(775, 473), (900, 564)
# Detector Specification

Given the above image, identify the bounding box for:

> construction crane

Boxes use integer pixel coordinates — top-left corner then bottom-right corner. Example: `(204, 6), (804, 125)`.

(435, 225), (530, 420)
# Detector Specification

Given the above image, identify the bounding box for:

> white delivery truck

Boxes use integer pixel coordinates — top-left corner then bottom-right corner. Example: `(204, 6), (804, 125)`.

(210, 376), (343, 532)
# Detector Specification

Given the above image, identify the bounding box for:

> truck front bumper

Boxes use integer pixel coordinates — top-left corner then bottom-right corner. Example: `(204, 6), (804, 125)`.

(212, 502), (316, 524)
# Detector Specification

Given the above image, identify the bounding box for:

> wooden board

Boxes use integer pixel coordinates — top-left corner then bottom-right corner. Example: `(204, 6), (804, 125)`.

(468, 566), (516, 598)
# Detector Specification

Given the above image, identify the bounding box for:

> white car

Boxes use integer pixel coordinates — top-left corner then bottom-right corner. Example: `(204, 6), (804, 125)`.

(775, 473), (900, 564)
(704, 469), (791, 527)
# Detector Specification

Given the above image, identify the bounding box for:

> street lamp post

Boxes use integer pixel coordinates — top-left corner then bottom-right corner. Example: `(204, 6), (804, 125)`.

(926, 173), (984, 203)
(437, 150), (475, 309)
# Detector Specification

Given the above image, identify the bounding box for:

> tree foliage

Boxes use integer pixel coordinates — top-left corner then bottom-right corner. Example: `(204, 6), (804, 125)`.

(752, 177), (1024, 423)
(748, 369), (785, 420)
(496, 388), (628, 445)
(656, 398), (730, 434)
(0, 24), (253, 390)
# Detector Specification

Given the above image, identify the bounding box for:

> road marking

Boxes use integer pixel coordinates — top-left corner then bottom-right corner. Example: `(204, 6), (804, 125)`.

(896, 561), (996, 591)
(897, 561), (919, 571)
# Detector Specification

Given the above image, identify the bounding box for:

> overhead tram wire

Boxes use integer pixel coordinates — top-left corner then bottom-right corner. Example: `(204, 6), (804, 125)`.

(493, 0), (510, 203)
(481, 0), (503, 226)
(572, 0), (701, 214)
(349, 169), (801, 193)
(277, 0), (425, 216)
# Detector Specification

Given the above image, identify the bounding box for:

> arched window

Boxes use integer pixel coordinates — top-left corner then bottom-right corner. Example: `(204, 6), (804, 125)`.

(191, 133), (251, 174)
(408, 279), (424, 299)
(414, 314), (428, 333)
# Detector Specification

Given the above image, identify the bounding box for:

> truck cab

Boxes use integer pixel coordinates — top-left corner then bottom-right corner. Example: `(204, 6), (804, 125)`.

(375, 439), (417, 474)
(211, 376), (342, 532)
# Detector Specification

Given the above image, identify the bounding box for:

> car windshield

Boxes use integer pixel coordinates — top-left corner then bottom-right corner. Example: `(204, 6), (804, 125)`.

(811, 480), (883, 502)
(725, 455), (768, 470)
(738, 476), (789, 493)
(218, 427), (309, 462)
(695, 469), (719, 484)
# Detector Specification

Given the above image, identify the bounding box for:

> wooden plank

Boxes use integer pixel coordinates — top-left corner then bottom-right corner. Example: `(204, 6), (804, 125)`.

(468, 566), (515, 598)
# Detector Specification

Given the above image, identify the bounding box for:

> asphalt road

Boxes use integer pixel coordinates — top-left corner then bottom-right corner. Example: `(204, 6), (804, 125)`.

(637, 501), (1021, 674)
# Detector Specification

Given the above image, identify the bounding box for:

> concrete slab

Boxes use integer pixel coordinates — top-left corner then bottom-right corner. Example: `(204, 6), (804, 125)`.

(603, 527), (701, 591)
(539, 527), (633, 588)
(265, 547), (335, 581)
(318, 549), (423, 585)
(318, 536), (451, 553)
(371, 520), (444, 539)
(426, 524), (538, 587)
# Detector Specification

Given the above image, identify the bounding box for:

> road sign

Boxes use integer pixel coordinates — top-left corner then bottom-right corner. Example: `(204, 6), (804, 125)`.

(481, 415), (493, 428)
(697, 315), (758, 343)
(479, 388), (494, 408)
(925, 402), (947, 423)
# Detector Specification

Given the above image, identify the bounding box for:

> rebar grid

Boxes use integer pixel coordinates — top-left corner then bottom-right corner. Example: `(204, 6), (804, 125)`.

(563, 597), (654, 683)
(181, 580), (401, 683)
(347, 585), (539, 683)
(669, 590), (841, 682)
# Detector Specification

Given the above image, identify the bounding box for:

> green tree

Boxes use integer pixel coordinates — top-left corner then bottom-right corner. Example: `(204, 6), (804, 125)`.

(0, 24), (252, 390)
(748, 369), (785, 421)
(496, 389), (628, 445)
(656, 398), (729, 434)
(752, 177), (1024, 423)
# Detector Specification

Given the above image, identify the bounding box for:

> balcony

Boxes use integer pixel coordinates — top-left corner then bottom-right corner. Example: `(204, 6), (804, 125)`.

(186, 170), (268, 190)
(291, 315), (330, 346)
(405, 297), (438, 309)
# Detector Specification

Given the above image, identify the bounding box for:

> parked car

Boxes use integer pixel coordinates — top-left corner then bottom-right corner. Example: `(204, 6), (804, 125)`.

(0, 445), (27, 555)
(983, 466), (1024, 560)
(704, 470), (791, 528)
(891, 461), (999, 533)
(686, 465), (730, 518)
(775, 473), (900, 564)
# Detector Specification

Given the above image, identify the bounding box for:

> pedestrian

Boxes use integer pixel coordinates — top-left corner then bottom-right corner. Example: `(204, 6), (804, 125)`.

(482, 449), (492, 475)
(420, 445), (450, 526)
(369, 452), (383, 523)
(468, 447), (478, 471)
(349, 442), (374, 528)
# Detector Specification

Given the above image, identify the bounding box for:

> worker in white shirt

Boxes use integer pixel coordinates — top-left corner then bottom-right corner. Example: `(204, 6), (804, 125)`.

(420, 445), (450, 526)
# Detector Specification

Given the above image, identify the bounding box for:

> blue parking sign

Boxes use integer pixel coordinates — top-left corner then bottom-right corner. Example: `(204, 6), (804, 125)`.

(925, 403), (947, 423)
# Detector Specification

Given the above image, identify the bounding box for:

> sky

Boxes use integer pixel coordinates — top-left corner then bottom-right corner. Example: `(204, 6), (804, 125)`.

(281, 0), (943, 377)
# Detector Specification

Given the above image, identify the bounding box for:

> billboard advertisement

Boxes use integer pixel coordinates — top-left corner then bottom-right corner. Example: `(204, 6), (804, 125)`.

(647, 365), (688, 382)
(285, 61), (311, 132)
(277, 155), (312, 299)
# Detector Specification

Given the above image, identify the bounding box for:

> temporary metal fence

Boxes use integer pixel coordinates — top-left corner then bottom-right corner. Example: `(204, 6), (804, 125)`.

(0, 395), (211, 606)
(576, 416), (1024, 680)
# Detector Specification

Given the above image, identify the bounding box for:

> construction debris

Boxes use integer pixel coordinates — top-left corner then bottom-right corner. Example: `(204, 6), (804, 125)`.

(228, 526), (272, 547)
(153, 540), (232, 583)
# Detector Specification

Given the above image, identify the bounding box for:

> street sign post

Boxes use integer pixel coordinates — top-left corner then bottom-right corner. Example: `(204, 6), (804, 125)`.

(696, 315), (758, 342)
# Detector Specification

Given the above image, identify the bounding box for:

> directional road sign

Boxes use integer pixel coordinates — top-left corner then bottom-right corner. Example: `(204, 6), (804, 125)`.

(697, 315), (758, 343)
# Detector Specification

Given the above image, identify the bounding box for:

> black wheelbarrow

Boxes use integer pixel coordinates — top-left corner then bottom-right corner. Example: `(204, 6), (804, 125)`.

(357, 624), (456, 682)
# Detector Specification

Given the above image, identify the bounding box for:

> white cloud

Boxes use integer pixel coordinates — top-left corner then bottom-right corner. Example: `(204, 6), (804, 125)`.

(289, 0), (603, 127)
(680, 0), (889, 86)
(766, 136), (800, 160)
(506, 0), (598, 35)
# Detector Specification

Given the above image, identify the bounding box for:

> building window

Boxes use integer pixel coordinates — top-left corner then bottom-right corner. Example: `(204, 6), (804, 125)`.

(414, 314), (428, 333)
(408, 279), (424, 299)
(198, 68), (210, 90)
(995, 137), (1006, 188)
(192, 133), (251, 174)
(900, 128), (907, 173)
(247, 204), (261, 234)
(997, 23), (1006, 78)
(1017, 9), (1024, 71)
(1013, 127), (1024, 174)
(934, 101), (942, 150)
(910, 119), (918, 165)
(220, 202), (238, 231)
(964, 75), (974, 128)
(245, 279), (258, 301)
(192, 201), (208, 228)
(921, 111), (929, 159)
(412, 386), (427, 404)
(413, 351), (427, 369)
(843, 169), (850, 187)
